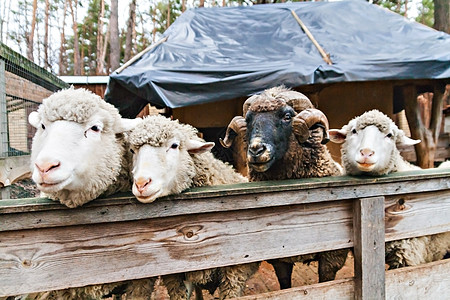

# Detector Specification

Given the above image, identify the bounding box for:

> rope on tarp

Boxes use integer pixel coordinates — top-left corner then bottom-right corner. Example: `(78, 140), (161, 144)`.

(290, 10), (333, 65)
(115, 36), (169, 74)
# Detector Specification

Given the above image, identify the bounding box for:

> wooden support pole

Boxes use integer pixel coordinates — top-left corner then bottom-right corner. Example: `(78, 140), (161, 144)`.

(403, 84), (443, 168)
(290, 10), (333, 65)
(353, 196), (385, 300)
(0, 186), (11, 200)
(0, 59), (8, 158)
(429, 82), (445, 143)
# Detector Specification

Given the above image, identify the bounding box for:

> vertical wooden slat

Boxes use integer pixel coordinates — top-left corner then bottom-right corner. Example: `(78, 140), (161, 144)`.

(353, 196), (385, 300)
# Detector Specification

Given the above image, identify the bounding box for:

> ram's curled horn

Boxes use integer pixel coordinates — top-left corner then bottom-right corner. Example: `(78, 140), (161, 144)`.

(242, 94), (259, 116)
(282, 91), (314, 113)
(220, 116), (247, 148)
(292, 108), (330, 144)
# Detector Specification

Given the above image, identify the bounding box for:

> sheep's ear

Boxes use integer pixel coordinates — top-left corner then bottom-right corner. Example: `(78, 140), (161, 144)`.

(186, 140), (215, 154)
(28, 111), (41, 128)
(115, 118), (142, 133)
(398, 135), (421, 146)
(328, 129), (346, 144)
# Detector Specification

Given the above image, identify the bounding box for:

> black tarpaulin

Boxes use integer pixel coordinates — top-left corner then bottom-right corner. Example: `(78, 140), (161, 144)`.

(105, 1), (450, 118)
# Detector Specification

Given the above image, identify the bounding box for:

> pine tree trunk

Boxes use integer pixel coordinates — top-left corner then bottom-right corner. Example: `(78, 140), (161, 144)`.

(152, 6), (157, 43)
(166, 1), (171, 29)
(110, 0), (120, 71)
(59, 0), (68, 75)
(96, 0), (105, 74)
(124, 0), (137, 62)
(69, 0), (81, 75)
(27, 0), (38, 61)
(44, 0), (50, 70)
(434, 0), (450, 34)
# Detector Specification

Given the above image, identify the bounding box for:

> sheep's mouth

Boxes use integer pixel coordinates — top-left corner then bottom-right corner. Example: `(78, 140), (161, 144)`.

(135, 190), (161, 203)
(357, 162), (375, 171)
(37, 177), (71, 191)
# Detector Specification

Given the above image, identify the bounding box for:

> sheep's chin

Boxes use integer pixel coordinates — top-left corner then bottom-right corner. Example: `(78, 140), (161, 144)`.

(356, 162), (376, 172)
(249, 160), (274, 172)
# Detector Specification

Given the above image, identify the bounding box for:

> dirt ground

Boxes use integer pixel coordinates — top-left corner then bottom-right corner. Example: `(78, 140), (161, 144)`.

(150, 251), (355, 299)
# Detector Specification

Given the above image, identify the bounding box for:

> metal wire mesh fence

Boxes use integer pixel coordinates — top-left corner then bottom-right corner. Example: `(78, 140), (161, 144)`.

(0, 43), (68, 158)
(6, 95), (40, 156)
(0, 43), (68, 199)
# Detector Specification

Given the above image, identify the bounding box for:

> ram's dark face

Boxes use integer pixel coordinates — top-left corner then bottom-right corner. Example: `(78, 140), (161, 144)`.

(245, 106), (296, 172)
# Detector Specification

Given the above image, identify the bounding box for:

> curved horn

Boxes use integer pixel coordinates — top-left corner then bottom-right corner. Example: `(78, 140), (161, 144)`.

(280, 90), (314, 113)
(242, 94), (259, 117)
(219, 116), (247, 148)
(292, 108), (330, 144)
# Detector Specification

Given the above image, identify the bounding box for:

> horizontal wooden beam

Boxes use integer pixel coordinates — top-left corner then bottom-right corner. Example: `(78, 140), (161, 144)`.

(234, 259), (450, 300)
(0, 201), (354, 296)
(1, 168), (449, 231)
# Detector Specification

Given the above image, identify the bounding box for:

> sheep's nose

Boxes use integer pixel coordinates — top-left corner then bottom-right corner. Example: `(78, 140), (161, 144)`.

(35, 161), (61, 175)
(135, 177), (152, 193)
(360, 148), (375, 158)
(249, 143), (266, 157)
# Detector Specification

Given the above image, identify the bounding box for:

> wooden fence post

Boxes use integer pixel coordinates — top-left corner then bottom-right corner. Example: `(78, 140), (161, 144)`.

(353, 196), (386, 300)
(0, 59), (8, 158)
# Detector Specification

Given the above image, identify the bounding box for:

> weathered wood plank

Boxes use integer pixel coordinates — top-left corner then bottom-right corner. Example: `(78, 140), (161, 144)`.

(385, 190), (450, 241)
(234, 259), (450, 300)
(1, 169), (449, 232)
(235, 278), (354, 300)
(0, 200), (354, 296)
(385, 258), (450, 299)
(353, 197), (385, 300)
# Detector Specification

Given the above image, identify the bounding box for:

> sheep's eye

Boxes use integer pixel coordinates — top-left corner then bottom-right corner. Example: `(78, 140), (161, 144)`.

(90, 125), (100, 132)
(170, 143), (179, 149)
(283, 113), (292, 122)
(386, 133), (393, 138)
(130, 148), (135, 154)
(351, 129), (357, 134)
(41, 124), (45, 130)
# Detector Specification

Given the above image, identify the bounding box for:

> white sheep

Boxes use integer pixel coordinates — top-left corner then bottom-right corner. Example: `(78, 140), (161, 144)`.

(127, 115), (259, 300)
(329, 109), (450, 269)
(27, 87), (155, 299)
(28, 87), (138, 208)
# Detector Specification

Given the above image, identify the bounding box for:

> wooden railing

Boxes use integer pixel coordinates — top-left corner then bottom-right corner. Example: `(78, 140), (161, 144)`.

(1, 168), (449, 299)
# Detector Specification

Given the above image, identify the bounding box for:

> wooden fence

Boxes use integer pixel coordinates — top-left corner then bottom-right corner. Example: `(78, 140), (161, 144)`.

(1, 168), (449, 299)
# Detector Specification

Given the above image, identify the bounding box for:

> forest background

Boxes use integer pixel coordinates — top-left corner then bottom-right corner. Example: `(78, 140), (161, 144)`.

(0, 0), (448, 76)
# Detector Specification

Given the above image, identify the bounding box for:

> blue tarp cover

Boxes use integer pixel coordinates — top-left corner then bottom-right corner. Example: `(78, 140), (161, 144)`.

(105, 1), (450, 118)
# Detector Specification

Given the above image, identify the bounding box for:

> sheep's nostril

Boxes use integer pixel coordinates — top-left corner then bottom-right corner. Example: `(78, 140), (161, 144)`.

(135, 178), (152, 193)
(35, 161), (61, 175)
(249, 144), (266, 157)
(360, 148), (375, 158)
